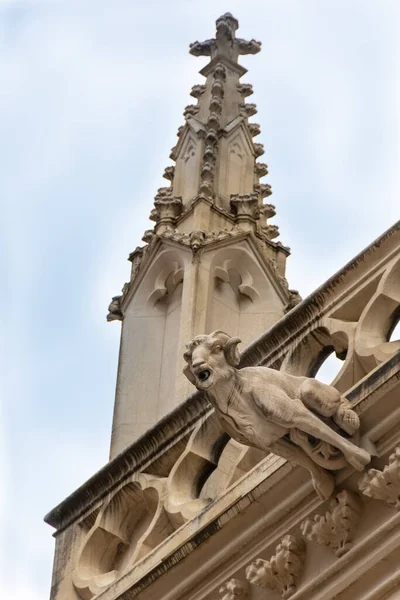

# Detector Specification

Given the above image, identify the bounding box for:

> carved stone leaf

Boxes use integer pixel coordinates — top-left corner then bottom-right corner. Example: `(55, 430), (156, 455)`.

(246, 557), (279, 592)
(359, 447), (400, 509)
(219, 578), (249, 600)
(246, 535), (305, 599)
(300, 490), (362, 557)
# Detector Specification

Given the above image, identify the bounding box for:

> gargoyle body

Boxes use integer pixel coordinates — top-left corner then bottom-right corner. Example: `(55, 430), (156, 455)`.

(183, 331), (371, 499)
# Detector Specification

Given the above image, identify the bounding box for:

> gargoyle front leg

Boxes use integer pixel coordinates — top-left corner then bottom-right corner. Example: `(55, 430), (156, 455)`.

(270, 438), (335, 500)
(293, 407), (370, 471)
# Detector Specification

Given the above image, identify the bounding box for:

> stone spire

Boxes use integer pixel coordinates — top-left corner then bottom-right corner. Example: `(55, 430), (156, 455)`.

(143, 12), (278, 244)
(107, 15), (297, 457)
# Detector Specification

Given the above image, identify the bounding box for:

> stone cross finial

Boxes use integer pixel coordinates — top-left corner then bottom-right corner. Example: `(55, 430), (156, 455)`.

(189, 13), (261, 63)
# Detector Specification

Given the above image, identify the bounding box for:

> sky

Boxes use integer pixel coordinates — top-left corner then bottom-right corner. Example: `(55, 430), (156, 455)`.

(0, 1), (399, 599)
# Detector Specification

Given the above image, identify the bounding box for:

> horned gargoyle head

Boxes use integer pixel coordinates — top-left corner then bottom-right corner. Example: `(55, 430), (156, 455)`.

(183, 331), (241, 391)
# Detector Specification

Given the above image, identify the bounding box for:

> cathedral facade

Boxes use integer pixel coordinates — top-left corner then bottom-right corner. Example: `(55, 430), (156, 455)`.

(46, 15), (400, 600)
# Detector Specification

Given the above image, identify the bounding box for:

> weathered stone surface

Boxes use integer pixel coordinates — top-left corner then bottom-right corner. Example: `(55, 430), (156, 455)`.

(183, 331), (369, 499)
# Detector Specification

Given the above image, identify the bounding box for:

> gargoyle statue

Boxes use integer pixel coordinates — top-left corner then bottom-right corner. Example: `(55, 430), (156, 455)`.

(183, 331), (371, 499)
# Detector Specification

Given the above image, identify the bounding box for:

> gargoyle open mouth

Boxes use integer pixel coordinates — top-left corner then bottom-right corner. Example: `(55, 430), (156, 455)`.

(198, 369), (211, 382)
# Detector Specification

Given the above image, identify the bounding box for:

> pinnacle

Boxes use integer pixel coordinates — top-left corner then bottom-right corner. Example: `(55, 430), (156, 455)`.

(136, 16), (284, 271)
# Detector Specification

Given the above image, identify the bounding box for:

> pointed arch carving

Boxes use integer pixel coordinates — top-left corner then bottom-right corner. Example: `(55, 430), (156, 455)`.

(214, 259), (260, 302)
(147, 262), (184, 306)
(72, 475), (172, 600)
(165, 411), (265, 528)
(207, 244), (285, 347)
(223, 129), (254, 197)
(277, 255), (400, 391)
(113, 246), (189, 442)
(173, 131), (202, 202)
(354, 255), (400, 373)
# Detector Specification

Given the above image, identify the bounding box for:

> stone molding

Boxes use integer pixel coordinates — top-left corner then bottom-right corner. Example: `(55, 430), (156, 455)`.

(359, 446), (400, 509)
(300, 490), (362, 557)
(246, 535), (306, 599)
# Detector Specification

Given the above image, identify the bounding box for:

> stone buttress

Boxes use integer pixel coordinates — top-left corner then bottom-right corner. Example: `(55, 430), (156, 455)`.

(108, 14), (298, 457)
